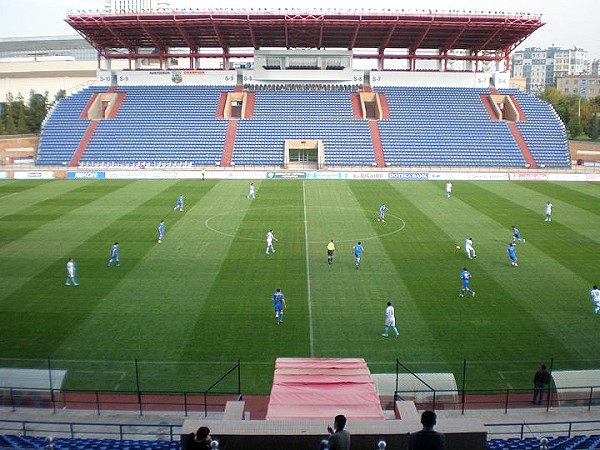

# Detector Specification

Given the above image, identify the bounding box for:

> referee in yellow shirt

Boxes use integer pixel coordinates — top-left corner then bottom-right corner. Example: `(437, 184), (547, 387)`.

(327, 240), (336, 265)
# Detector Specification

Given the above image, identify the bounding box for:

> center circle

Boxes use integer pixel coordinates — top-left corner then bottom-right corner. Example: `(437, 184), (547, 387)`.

(204, 206), (406, 243)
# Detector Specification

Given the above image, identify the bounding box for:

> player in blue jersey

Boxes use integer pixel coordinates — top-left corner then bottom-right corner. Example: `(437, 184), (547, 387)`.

(107, 242), (121, 267)
(377, 204), (387, 222)
(157, 220), (165, 243)
(512, 226), (525, 244)
(174, 194), (184, 212)
(272, 288), (286, 324)
(459, 268), (475, 297)
(353, 241), (364, 270)
(507, 242), (518, 267)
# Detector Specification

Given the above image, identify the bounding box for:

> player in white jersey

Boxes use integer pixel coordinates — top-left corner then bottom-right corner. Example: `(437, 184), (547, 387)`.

(65, 258), (79, 286)
(465, 237), (476, 259)
(591, 285), (600, 314)
(544, 201), (554, 222)
(266, 229), (277, 254)
(382, 302), (399, 337)
(248, 183), (256, 199)
(446, 181), (453, 198)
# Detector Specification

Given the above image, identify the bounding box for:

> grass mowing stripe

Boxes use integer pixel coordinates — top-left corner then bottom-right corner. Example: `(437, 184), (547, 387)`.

(378, 181), (581, 388)
(0, 180), (52, 201)
(477, 182), (600, 244)
(0, 180), (167, 302)
(302, 181), (315, 357)
(441, 182), (598, 359)
(0, 181), (123, 247)
(520, 182), (600, 217)
(303, 181), (432, 377)
(0, 181), (180, 360)
(473, 182), (600, 282)
(53, 180), (219, 363)
(2, 180), (599, 395)
(341, 181), (447, 360)
(0, 180), (51, 194)
(46, 182), (235, 391)
(178, 181), (310, 393)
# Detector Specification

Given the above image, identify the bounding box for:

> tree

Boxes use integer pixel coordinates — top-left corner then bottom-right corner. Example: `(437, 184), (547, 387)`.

(16, 103), (29, 134)
(4, 103), (16, 135)
(54, 89), (66, 104)
(588, 112), (599, 140)
(538, 87), (563, 106)
(28, 90), (48, 134)
(568, 117), (582, 138)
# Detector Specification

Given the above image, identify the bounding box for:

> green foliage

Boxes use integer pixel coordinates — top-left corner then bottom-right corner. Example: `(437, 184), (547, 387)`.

(568, 117), (583, 138)
(16, 103), (29, 134)
(539, 88), (598, 138)
(588, 112), (599, 140)
(54, 89), (66, 103)
(0, 180), (599, 394)
(538, 87), (563, 106)
(0, 90), (49, 136)
(3, 103), (17, 134)
(27, 91), (49, 134)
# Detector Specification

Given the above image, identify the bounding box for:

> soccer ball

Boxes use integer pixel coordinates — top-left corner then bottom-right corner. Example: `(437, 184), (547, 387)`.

(456, 245), (460, 249)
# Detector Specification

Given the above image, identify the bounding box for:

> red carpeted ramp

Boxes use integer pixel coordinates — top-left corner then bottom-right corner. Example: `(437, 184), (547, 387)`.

(266, 358), (385, 420)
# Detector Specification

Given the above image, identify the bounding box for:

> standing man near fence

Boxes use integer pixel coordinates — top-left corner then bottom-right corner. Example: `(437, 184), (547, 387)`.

(532, 364), (551, 405)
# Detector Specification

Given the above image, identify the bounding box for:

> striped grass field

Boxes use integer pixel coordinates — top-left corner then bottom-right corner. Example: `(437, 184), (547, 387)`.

(0, 179), (599, 395)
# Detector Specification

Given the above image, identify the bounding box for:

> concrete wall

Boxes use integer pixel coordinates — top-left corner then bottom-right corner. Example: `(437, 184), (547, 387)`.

(181, 418), (487, 450)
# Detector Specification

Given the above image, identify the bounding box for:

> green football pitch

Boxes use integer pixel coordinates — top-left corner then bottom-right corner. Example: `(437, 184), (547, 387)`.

(1, 179), (599, 395)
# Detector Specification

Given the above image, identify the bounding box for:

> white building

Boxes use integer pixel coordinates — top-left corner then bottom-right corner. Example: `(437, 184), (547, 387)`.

(511, 47), (589, 93)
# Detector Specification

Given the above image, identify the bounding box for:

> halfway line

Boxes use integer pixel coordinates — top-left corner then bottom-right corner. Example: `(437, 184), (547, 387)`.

(302, 181), (315, 357)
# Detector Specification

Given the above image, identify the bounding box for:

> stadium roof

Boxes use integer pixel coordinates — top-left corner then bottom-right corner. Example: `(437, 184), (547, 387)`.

(66, 10), (543, 57)
(0, 36), (93, 53)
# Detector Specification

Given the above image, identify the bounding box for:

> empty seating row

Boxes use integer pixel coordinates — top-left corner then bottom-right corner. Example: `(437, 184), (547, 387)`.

(0, 434), (179, 450)
(487, 434), (600, 449)
(36, 84), (569, 168)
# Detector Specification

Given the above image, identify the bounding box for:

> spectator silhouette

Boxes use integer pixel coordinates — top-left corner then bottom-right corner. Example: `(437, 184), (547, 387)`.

(408, 410), (446, 449)
(532, 364), (551, 405)
(326, 414), (351, 450)
(183, 426), (213, 450)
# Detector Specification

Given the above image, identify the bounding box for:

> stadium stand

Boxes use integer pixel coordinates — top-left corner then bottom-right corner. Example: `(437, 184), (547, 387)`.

(377, 86), (527, 167)
(36, 85), (569, 169)
(2, 431), (600, 449)
(487, 435), (600, 449)
(503, 89), (571, 168)
(0, 435), (180, 449)
(35, 87), (106, 166)
(81, 86), (230, 167)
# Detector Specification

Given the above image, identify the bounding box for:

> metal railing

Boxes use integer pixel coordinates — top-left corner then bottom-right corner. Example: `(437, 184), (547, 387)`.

(0, 359), (242, 417)
(393, 358), (600, 414)
(393, 386), (600, 414)
(0, 419), (181, 441)
(485, 419), (600, 440)
(0, 388), (242, 417)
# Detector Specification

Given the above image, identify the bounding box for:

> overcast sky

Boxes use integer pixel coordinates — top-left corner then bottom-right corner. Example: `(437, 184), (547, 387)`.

(1, 0), (598, 59)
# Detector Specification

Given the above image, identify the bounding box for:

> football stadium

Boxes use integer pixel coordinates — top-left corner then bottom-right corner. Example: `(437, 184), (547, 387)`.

(1, 5), (600, 450)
